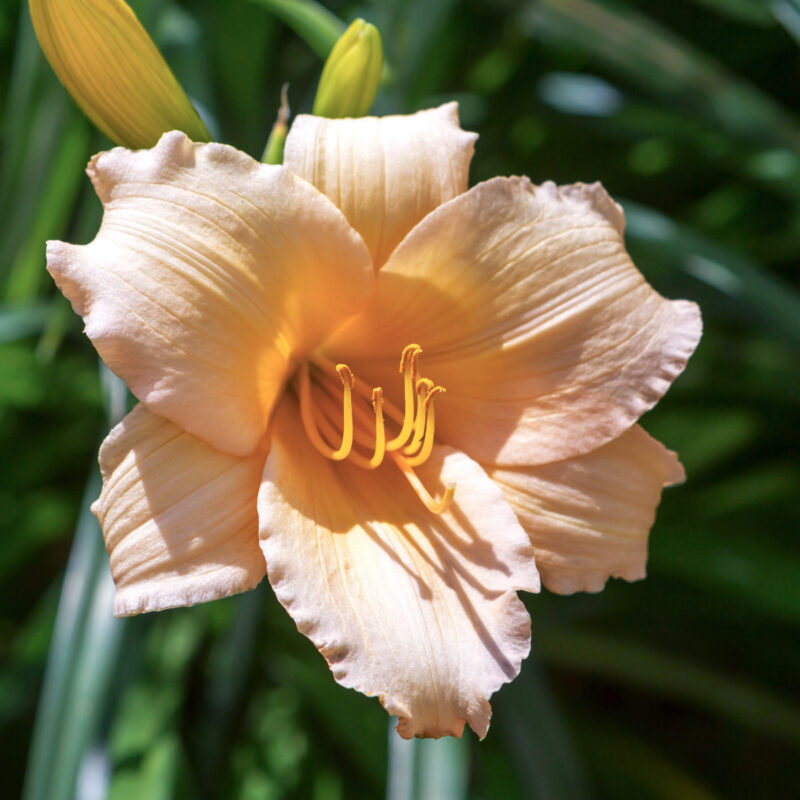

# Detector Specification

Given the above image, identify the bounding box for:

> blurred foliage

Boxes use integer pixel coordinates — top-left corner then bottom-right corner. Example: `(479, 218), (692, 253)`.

(1, 0), (799, 797)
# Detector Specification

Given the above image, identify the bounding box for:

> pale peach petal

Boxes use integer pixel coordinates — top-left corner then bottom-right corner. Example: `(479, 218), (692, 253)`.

(284, 103), (477, 268)
(92, 404), (267, 616)
(489, 425), (685, 595)
(48, 131), (373, 457)
(258, 395), (539, 739)
(326, 178), (702, 466)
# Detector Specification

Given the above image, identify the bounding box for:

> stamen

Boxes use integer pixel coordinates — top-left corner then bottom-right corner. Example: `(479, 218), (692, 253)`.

(316, 400), (376, 469)
(391, 453), (455, 514)
(386, 344), (422, 451)
(403, 378), (433, 455)
(315, 379), (387, 470)
(311, 352), (405, 423)
(299, 345), (453, 510)
(403, 386), (445, 467)
(298, 362), (354, 460)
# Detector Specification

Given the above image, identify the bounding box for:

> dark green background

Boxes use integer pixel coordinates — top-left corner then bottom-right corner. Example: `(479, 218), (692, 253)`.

(1, 0), (799, 797)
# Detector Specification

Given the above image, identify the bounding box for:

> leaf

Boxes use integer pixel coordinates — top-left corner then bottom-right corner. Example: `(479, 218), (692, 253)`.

(22, 471), (127, 800)
(494, 661), (594, 799)
(0, 303), (49, 344)
(249, 0), (344, 59)
(623, 201), (800, 347)
(538, 629), (800, 748)
(688, 0), (775, 25)
(523, 0), (800, 155)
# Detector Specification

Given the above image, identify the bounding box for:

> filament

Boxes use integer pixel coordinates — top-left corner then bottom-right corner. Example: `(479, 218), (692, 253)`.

(403, 387), (445, 467)
(298, 361), (354, 460)
(387, 344), (422, 450)
(403, 379), (433, 455)
(391, 452), (455, 514)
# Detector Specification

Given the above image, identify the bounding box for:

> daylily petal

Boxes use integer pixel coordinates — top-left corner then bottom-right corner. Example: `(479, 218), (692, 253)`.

(283, 103), (477, 268)
(92, 404), (267, 616)
(489, 425), (685, 594)
(258, 395), (540, 739)
(48, 132), (373, 456)
(327, 178), (702, 466)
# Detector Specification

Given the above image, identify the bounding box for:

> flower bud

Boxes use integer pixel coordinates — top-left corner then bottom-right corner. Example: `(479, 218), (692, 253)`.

(262, 85), (290, 164)
(312, 19), (383, 119)
(29, 0), (210, 149)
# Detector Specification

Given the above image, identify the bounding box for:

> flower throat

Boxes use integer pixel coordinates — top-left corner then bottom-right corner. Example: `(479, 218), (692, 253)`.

(296, 344), (454, 514)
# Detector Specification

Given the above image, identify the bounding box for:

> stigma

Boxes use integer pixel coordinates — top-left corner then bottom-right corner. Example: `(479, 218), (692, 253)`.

(296, 344), (454, 514)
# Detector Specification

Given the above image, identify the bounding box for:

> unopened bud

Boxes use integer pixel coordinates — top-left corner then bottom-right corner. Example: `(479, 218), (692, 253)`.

(29, 0), (210, 148)
(312, 19), (383, 118)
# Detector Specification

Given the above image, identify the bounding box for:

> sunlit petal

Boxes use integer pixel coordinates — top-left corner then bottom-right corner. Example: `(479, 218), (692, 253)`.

(489, 425), (685, 594)
(327, 178), (702, 466)
(284, 103), (477, 268)
(258, 395), (540, 739)
(48, 132), (373, 456)
(92, 404), (267, 616)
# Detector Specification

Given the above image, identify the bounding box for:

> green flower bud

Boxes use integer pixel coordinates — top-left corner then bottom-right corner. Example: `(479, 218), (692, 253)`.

(312, 19), (383, 119)
(29, 0), (210, 149)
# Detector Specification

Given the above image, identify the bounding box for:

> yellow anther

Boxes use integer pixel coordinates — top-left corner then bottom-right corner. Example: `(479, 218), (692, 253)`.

(387, 344), (422, 451)
(424, 385), (445, 409)
(298, 362), (354, 461)
(404, 386), (445, 467)
(391, 453), (455, 514)
(368, 387), (386, 468)
(336, 363), (354, 388)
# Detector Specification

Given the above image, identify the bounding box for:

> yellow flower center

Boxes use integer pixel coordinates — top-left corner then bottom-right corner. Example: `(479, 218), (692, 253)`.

(295, 344), (454, 514)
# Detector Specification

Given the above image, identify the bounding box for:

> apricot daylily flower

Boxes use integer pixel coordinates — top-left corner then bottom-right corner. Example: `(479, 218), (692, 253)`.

(47, 103), (701, 739)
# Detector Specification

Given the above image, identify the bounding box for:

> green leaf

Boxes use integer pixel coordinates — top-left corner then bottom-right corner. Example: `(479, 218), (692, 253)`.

(494, 662), (593, 799)
(387, 733), (469, 800)
(22, 471), (127, 800)
(623, 201), (800, 347)
(524, 0), (800, 155)
(688, 0), (775, 25)
(0, 303), (49, 343)
(23, 372), (129, 800)
(249, 0), (345, 59)
(538, 629), (800, 748)
(4, 115), (91, 302)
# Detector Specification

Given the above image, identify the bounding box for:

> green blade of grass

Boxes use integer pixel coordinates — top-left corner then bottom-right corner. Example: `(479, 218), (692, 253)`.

(494, 661), (594, 799)
(0, 302), (49, 343)
(623, 201), (800, 347)
(524, 0), (800, 154)
(23, 372), (128, 800)
(4, 115), (91, 302)
(22, 470), (108, 800)
(387, 730), (468, 800)
(249, 0), (344, 59)
(538, 628), (800, 748)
